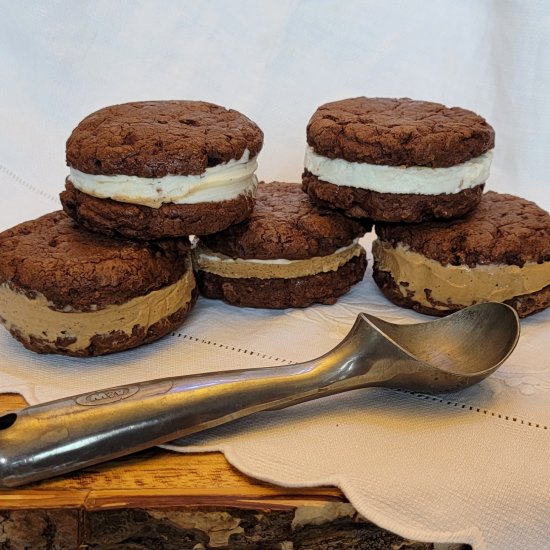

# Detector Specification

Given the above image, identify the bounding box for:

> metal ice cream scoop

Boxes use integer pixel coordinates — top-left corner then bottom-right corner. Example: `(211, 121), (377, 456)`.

(0, 302), (520, 487)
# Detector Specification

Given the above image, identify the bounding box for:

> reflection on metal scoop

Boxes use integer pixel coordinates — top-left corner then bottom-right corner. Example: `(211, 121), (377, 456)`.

(0, 302), (520, 487)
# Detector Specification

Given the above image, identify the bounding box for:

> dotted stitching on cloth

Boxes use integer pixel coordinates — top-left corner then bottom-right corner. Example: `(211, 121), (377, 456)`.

(171, 332), (295, 364)
(398, 389), (548, 430)
(0, 163), (57, 203)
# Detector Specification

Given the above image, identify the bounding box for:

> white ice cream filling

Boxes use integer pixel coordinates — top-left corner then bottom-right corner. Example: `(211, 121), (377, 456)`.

(304, 146), (493, 195)
(68, 150), (258, 208)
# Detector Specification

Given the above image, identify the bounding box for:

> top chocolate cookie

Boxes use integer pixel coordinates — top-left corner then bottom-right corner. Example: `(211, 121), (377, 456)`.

(201, 182), (370, 260)
(307, 97), (494, 167)
(66, 100), (264, 177)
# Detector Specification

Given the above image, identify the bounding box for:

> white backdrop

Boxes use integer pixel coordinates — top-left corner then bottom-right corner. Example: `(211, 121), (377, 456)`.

(0, 3), (549, 550)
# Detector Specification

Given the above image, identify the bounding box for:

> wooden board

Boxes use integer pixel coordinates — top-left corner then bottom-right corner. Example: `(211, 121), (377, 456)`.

(0, 394), (468, 549)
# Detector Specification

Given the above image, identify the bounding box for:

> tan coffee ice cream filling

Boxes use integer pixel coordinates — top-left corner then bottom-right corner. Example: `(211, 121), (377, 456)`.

(0, 265), (195, 352)
(194, 241), (364, 279)
(373, 239), (550, 309)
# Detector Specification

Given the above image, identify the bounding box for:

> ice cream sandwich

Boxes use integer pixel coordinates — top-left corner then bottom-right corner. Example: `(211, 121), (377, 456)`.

(61, 100), (263, 239)
(194, 182), (370, 308)
(303, 97), (494, 223)
(0, 211), (197, 355)
(372, 192), (550, 317)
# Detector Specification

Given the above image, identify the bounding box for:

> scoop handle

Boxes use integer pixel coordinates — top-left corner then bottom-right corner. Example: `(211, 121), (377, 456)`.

(0, 360), (335, 487)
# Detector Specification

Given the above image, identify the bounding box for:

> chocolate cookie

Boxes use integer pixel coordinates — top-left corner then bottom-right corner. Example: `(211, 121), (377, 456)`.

(0, 211), (197, 356)
(372, 192), (550, 317)
(194, 182), (370, 308)
(302, 97), (494, 222)
(61, 100), (263, 239)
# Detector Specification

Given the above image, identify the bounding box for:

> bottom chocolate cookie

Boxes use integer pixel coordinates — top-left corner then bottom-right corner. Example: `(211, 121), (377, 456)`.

(197, 253), (367, 309)
(302, 171), (484, 223)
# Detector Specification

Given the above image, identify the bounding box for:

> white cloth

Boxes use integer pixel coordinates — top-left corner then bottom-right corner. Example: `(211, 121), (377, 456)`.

(0, 2), (549, 549)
